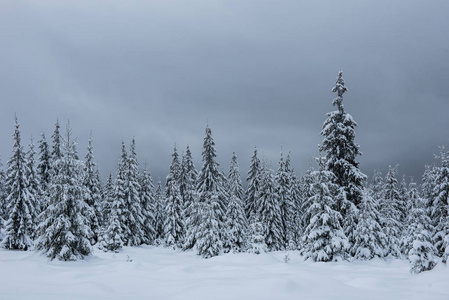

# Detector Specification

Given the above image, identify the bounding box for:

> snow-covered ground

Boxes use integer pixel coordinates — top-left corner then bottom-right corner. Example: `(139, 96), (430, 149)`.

(1, 246), (448, 300)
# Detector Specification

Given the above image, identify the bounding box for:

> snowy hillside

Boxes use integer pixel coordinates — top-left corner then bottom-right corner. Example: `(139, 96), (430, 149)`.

(1, 246), (448, 300)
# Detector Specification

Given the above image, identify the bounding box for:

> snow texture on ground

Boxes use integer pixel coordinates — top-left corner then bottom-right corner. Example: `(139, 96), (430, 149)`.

(0, 246), (448, 300)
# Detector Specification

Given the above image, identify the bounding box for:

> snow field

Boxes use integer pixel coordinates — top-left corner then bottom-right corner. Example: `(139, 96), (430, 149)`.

(1, 246), (448, 300)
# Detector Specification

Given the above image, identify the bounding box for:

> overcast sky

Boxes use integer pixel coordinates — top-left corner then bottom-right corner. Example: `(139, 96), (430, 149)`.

(1, 0), (448, 184)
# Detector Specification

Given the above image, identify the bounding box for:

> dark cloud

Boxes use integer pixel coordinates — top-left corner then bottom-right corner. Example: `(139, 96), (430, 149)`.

(1, 0), (448, 183)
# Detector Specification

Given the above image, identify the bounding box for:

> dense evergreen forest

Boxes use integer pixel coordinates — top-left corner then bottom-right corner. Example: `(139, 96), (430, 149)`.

(0, 72), (447, 274)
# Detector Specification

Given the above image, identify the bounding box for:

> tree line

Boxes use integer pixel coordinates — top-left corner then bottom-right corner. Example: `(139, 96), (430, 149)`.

(0, 72), (447, 274)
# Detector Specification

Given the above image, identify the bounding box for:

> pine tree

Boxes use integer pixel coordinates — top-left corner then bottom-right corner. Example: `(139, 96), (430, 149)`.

(36, 132), (52, 212)
(2, 117), (36, 250)
(406, 182), (437, 273)
(164, 147), (185, 248)
(432, 146), (449, 260)
(83, 134), (102, 244)
(124, 138), (145, 246)
(381, 166), (402, 257)
(140, 163), (156, 245)
(275, 150), (295, 250)
(194, 125), (227, 257)
(182, 146), (200, 250)
(224, 152), (248, 253)
(36, 123), (93, 260)
(302, 159), (348, 262)
(245, 148), (261, 224)
(352, 189), (386, 260)
(154, 181), (165, 242)
(319, 71), (366, 245)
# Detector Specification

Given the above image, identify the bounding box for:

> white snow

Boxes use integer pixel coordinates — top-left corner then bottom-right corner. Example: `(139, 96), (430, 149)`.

(1, 246), (448, 300)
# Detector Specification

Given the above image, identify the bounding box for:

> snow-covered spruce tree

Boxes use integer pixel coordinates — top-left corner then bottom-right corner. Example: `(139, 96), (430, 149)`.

(51, 119), (62, 163)
(380, 166), (402, 258)
(421, 164), (438, 219)
(245, 147), (261, 224)
(83, 134), (102, 244)
(285, 153), (302, 250)
(2, 117), (36, 250)
(432, 146), (449, 260)
(182, 146), (201, 250)
(194, 125), (227, 258)
(101, 173), (114, 227)
(37, 132), (52, 212)
(275, 151), (295, 250)
(299, 167), (316, 245)
(258, 163), (284, 251)
(0, 158), (6, 227)
(224, 152), (248, 253)
(26, 138), (41, 228)
(154, 180), (166, 242)
(36, 123), (93, 260)
(124, 138), (145, 246)
(98, 205), (124, 253)
(302, 158), (348, 262)
(398, 175), (409, 227)
(112, 141), (132, 245)
(247, 222), (267, 254)
(370, 170), (384, 206)
(406, 182), (437, 273)
(164, 146), (185, 248)
(139, 163), (156, 245)
(351, 189), (386, 260)
(319, 71), (366, 243)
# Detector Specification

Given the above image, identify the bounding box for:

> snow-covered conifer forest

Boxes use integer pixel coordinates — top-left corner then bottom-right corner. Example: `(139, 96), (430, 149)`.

(0, 73), (448, 299)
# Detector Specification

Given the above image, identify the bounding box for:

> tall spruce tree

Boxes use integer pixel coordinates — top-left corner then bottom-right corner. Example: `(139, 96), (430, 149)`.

(164, 147), (185, 248)
(286, 153), (302, 249)
(0, 158), (6, 227)
(139, 163), (156, 245)
(302, 159), (348, 262)
(258, 163), (284, 251)
(275, 150), (295, 250)
(83, 134), (102, 244)
(154, 180), (165, 242)
(224, 152), (248, 253)
(181, 146), (200, 250)
(26, 137), (41, 224)
(36, 123), (93, 260)
(194, 125), (227, 258)
(246, 147), (261, 224)
(432, 146), (449, 260)
(51, 119), (62, 163)
(101, 173), (114, 227)
(381, 166), (402, 257)
(319, 71), (366, 245)
(37, 132), (52, 212)
(2, 117), (36, 250)
(124, 138), (145, 246)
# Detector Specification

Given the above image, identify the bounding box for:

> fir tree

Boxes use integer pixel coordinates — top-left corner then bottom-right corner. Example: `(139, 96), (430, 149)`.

(194, 125), (227, 257)
(36, 132), (52, 212)
(154, 181), (166, 242)
(101, 173), (114, 227)
(245, 147), (261, 224)
(51, 119), (62, 162)
(302, 159), (348, 262)
(124, 138), (145, 246)
(164, 147), (185, 248)
(319, 71), (366, 244)
(275, 150), (295, 250)
(83, 134), (102, 244)
(352, 189), (386, 260)
(2, 117), (36, 250)
(432, 146), (449, 260)
(98, 206), (124, 253)
(406, 182), (437, 273)
(247, 222), (267, 254)
(381, 166), (402, 257)
(285, 153), (302, 250)
(224, 152), (248, 253)
(36, 123), (93, 260)
(258, 163), (284, 251)
(26, 137), (41, 226)
(182, 146), (200, 250)
(140, 163), (156, 245)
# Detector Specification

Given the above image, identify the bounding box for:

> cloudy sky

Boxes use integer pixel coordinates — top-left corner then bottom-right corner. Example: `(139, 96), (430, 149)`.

(1, 0), (448, 183)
